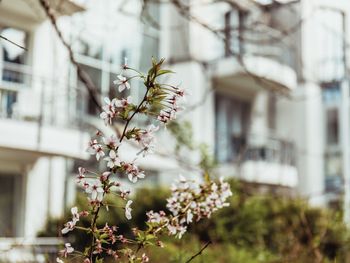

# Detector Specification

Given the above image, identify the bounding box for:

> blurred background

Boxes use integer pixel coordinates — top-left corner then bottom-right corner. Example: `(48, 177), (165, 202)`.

(1, 0), (350, 262)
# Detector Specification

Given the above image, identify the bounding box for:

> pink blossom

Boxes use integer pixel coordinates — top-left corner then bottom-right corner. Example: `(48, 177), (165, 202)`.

(85, 181), (104, 202)
(124, 163), (145, 183)
(114, 75), (131, 92)
(86, 140), (105, 161)
(103, 135), (120, 150)
(76, 167), (86, 183)
(100, 97), (117, 125)
(115, 96), (132, 108)
(104, 150), (121, 168)
(60, 243), (74, 258)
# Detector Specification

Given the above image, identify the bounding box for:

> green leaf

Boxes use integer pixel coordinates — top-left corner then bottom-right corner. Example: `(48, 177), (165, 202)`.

(156, 69), (174, 77)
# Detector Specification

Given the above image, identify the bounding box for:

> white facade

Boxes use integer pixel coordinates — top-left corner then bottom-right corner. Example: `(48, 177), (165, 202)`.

(1, 0), (350, 260)
(159, 0), (350, 205)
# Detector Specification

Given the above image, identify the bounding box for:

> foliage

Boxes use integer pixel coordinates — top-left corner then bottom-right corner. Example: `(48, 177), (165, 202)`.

(41, 178), (350, 262)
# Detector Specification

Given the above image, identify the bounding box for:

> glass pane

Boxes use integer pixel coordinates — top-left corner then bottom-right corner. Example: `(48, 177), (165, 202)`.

(1, 27), (28, 84)
(316, 10), (344, 81)
(215, 94), (250, 162)
(326, 108), (339, 145)
(78, 64), (102, 115)
(0, 175), (15, 237)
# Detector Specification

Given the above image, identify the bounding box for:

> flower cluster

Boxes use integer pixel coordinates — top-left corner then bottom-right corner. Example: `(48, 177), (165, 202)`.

(145, 176), (232, 239)
(57, 59), (231, 263)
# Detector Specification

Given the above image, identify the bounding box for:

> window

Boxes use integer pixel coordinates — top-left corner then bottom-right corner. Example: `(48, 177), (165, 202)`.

(0, 174), (22, 237)
(322, 82), (341, 146)
(215, 93), (250, 163)
(224, 9), (245, 57)
(326, 108), (339, 145)
(322, 82), (343, 190)
(1, 27), (29, 83)
(0, 27), (29, 118)
(316, 9), (344, 82)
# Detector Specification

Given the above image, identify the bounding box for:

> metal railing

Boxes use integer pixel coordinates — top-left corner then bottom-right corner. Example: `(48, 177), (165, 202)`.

(224, 26), (297, 70)
(217, 134), (296, 166)
(0, 61), (93, 128)
(243, 136), (296, 166)
(0, 62), (33, 118)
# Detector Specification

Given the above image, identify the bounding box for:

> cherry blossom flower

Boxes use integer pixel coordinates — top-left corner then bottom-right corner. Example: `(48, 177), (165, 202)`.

(61, 207), (80, 234)
(141, 253), (149, 262)
(100, 97), (117, 125)
(125, 200), (133, 220)
(56, 257), (64, 263)
(146, 210), (168, 224)
(100, 171), (111, 182)
(137, 124), (159, 148)
(120, 188), (130, 199)
(114, 75), (131, 92)
(85, 181), (104, 202)
(104, 150), (121, 168)
(93, 239), (103, 254)
(76, 167), (86, 183)
(61, 220), (75, 235)
(71, 207), (79, 224)
(115, 96), (132, 108)
(60, 243), (74, 258)
(124, 163), (145, 183)
(87, 140), (105, 161)
(103, 135), (120, 150)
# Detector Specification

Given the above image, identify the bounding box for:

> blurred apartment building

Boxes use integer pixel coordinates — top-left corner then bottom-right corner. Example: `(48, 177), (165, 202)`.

(0, 0), (349, 261)
(162, 0), (350, 206)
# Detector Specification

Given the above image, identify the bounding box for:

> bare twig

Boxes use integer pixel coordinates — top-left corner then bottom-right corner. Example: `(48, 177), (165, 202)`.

(38, 0), (101, 109)
(0, 35), (27, 51)
(185, 240), (212, 263)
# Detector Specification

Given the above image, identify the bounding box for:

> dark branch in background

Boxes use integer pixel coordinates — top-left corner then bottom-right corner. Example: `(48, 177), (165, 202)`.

(38, 0), (101, 109)
(0, 35), (28, 51)
(185, 240), (211, 263)
(169, 0), (292, 97)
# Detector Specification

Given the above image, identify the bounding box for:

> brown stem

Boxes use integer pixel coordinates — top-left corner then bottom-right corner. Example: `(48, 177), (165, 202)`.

(87, 84), (150, 260)
(38, 0), (101, 109)
(0, 35), (27, 51)
(185, 241), (211, 263)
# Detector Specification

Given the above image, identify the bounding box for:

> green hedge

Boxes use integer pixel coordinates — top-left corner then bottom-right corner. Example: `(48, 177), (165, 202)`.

(40, 180), (350, 262)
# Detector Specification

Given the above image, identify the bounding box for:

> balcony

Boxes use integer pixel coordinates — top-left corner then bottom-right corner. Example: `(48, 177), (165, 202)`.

(240, 135), (298, 187)
(0, 237), (61, 262)
(0, 0), (85, 24)
(213, 20), (297, 97)
(217, 134), (298, 187)
(0, 62), (89, 162)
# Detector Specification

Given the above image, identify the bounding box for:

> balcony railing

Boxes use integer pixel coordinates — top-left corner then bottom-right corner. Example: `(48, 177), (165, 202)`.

(224, 25), (297, 70)
(0, 61), (88, 128)
(243, 136), (296, 166)
(218, 134), (296, 167)
(0, 62), (32, 118)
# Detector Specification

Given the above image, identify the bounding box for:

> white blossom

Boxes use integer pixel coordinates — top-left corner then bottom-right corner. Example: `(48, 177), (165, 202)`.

(85, 181), (104, 202)
(124, 163), (145, 183)
(100, 97), (117, 125)
(103, 135), (120, 150)
(125, 200), (133, 220)
(87, 140), (105, 161)
(115, 96), (132, 108)
(114, 75), (131, 92)
(104, 150), (121, 168)
(60, 243), (74, 258)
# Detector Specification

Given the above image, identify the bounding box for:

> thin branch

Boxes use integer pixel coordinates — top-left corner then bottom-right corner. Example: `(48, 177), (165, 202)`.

(38, 0), (101, 109)
(185, 240), (211, 263)
(0, 35), (28, 51)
